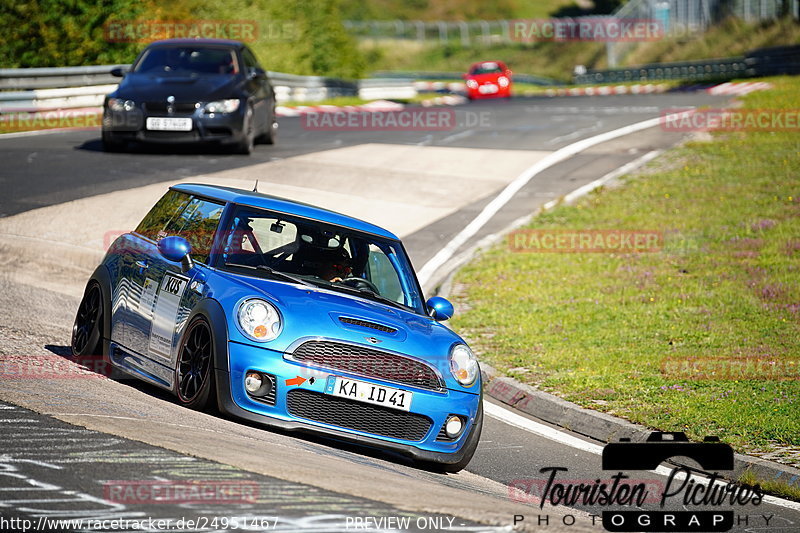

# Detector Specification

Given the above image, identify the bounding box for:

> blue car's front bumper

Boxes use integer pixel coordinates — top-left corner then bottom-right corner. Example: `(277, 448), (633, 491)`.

(215, 340), (482, 464)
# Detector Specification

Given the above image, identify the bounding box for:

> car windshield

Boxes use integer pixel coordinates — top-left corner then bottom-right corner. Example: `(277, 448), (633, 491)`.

(217, 205), (425, 314)
(471, 63), (503, 75)
(133, 46), (239, 76)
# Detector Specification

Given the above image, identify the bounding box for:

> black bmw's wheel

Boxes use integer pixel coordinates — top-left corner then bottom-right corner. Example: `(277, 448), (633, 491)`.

(257, 104), (277, 145)
(175, 318), (215, 409)
(71, 282), (103, 356)
(101, 130), (125, 152)
(235, 106), (255, 155)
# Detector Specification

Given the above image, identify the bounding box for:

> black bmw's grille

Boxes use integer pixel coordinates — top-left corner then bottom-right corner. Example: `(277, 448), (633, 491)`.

(290, 340), (444, 391)
(145, 102), (198, 114)
(338, 317), (398, 334)
(286, 389), (432, 441)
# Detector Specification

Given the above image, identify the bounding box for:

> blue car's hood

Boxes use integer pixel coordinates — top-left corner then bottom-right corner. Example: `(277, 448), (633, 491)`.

(214, 271), (463, 366)
(114, 73), (242, 102)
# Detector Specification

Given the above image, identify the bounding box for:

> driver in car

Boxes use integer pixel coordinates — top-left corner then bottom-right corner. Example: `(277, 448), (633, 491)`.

(309, 248), (352, 283)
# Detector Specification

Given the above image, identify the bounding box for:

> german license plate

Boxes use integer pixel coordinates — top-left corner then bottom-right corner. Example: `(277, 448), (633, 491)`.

(479, 84), (498, 94)
(326, 376), (412, 411)
(146, 117), (192, 131)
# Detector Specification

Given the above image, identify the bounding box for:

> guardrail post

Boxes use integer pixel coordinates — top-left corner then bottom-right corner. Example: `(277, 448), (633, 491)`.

(459, 22), (470, 47)
(414, 20), (424, 41)
(480, 20), (490, 43)
(499, 20), (510, 43)
(437, 22), (447, 43)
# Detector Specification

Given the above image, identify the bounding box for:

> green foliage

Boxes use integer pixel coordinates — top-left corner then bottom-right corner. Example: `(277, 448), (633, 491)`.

(339, 0), (577, 21)
(1, 0), (365, 78)
(0, 0), (146, 67)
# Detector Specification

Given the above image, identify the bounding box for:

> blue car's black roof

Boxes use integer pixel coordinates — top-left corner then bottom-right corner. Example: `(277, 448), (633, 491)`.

(172, 183), (400, 240)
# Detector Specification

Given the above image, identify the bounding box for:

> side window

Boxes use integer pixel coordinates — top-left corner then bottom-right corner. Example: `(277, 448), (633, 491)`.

(163, 197), (225, 264)
(242, 47), (260, 70)
(135, 190), (192, 242)
(365, 244), (404, 304)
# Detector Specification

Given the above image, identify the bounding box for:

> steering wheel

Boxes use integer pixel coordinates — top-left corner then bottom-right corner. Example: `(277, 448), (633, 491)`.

(341, 277), (380, 294)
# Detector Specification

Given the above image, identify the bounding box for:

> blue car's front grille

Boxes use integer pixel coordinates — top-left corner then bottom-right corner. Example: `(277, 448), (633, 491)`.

(289, 340), (444, 391)
(286, 389), (432, 442)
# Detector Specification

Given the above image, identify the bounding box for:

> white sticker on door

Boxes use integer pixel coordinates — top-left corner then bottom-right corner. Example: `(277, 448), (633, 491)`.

(148, 272), (188, 360)
(138, 278), (158, 318)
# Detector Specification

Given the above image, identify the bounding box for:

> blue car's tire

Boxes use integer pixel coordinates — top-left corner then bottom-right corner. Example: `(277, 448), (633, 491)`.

(71, 281), (104, 357)
(175, 316), (216, 410)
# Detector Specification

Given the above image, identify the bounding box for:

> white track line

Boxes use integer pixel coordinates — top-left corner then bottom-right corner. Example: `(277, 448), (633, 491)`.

(485, 401), (800, 511)
(416, 110), (693, 286)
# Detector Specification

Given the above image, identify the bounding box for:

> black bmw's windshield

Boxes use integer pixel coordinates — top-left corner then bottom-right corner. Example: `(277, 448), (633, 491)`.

(134, 46), (239, 76)
(216, 206), (425, 314)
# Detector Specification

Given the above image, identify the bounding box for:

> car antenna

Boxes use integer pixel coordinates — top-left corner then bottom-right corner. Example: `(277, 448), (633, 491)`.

(252, 180), (259, 192)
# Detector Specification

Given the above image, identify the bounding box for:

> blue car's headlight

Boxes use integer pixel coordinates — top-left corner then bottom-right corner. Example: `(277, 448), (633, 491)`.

(449, 344), (479, 387)
(237, 298), (281, 342)
(108, 98), (135, 111)
(204, 99), (241, 114)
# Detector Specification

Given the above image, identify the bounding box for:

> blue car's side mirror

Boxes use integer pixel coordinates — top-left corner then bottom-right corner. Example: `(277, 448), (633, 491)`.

(426, 296), (454, 321)
(158, 236), (194, 273)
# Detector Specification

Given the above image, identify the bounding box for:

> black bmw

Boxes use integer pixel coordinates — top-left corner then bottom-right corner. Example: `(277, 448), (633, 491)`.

(102, 38), (277, 154)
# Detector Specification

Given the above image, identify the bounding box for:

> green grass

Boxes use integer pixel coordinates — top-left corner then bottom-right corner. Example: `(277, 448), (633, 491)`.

(450, 76), (800, 460)
(361, 17), (800, 82)
(739, 469), (800, 501)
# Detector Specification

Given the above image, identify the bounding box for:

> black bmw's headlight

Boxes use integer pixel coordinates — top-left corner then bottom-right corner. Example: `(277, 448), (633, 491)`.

(108, 98), (135, 111)
(203, 99), (241, 114)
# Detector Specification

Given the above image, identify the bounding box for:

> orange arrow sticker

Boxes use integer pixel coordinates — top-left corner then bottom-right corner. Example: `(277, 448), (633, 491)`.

(285, 376), (307, 386)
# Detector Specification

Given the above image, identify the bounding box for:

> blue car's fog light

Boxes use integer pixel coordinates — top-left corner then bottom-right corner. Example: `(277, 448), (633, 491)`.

(445, 415), (464, 438)
(245, 372), (263, 393)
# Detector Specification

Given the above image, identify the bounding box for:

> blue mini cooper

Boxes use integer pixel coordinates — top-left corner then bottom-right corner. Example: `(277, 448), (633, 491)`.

(71, 184), (483, 471)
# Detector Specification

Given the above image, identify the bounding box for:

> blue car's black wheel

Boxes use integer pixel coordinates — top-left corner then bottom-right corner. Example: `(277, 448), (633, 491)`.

(71, 282), (103, 356)
(176, 317), (215, 409)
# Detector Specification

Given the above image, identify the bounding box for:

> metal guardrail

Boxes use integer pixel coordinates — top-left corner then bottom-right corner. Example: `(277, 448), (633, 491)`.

(371, 70), (563, 86)
(0, 65), (417, 112)
(574, 57), (752, 84)
(574, 44), (800, 84)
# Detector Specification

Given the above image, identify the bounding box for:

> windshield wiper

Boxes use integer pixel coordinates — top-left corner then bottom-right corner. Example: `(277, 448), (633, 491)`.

(223, 263), (316, 288)
(327, 283), (407, 311)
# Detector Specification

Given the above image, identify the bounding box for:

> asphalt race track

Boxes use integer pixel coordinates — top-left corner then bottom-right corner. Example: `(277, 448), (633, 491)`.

(2, 93), (799, 532)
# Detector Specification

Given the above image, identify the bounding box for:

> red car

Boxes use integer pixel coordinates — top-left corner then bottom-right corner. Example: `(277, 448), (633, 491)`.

(464, 61), (513, 100)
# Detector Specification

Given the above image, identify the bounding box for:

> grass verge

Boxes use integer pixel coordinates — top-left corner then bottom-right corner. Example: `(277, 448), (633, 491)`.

(450, 76), (800, 463)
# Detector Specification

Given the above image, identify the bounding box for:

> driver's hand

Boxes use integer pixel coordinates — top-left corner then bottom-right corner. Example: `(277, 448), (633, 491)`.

(330, 276), (343, 283)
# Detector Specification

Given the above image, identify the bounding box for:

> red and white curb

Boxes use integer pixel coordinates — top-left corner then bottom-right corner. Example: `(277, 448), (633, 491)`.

(706, 81), (773, 95)
(541, 81), (773, 97)
(544, 83), (671, 96)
